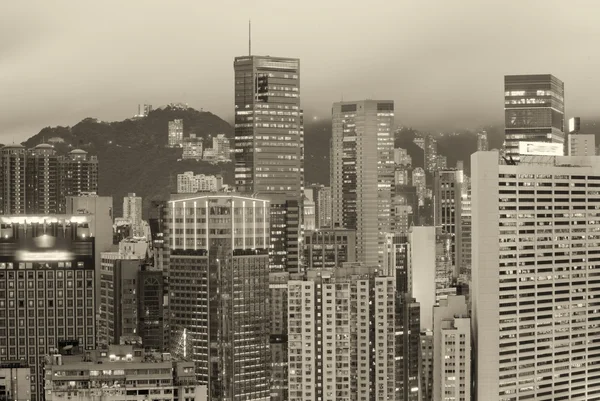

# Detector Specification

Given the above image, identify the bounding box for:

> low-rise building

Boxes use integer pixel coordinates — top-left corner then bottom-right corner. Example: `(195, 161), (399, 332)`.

(43, 344), (206, 401)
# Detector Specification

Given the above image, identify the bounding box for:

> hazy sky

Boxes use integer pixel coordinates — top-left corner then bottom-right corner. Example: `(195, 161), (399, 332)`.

(1, 0), (599, 142)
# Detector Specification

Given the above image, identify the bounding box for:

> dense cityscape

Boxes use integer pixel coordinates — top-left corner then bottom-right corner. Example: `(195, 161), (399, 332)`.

(2, 9), (600, 401)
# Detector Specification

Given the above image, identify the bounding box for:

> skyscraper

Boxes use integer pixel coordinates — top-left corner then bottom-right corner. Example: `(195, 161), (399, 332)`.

(26, 144), (59, 214)
(166, 193), (270, 400)
(434, 167), (464, 278)
(331, 100), (395, 267)
(123, 192), (144, 237)
(233, 56), (303, 195)
(287, 265), (396, 400)
(472, 151), (600, 400)
(0, 145), (27, 215)
(568, 117), (596, 156)
(504, 74), (565, 160)
(0, 214), (97, 401)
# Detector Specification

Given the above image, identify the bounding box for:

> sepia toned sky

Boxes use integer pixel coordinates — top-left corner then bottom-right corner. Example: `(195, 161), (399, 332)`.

(1, 0), (599, 142)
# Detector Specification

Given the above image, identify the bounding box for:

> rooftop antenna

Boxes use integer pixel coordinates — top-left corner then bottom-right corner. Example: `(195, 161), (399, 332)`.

(248, 19), (252, 56)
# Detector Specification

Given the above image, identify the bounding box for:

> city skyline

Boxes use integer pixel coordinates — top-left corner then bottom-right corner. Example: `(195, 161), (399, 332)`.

(3, 1), (600, 142)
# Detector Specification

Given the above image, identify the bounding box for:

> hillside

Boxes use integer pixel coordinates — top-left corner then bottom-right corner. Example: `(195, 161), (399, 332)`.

(23, 106), (234, 217)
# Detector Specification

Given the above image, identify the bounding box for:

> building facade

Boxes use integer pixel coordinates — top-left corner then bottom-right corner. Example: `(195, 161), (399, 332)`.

(233, 56), (303, 196)
(303, 228), (356, 268)
(176, 172), (222, 194)
(166, 194), (271, 400)
(504, 74), (565, 160)
(287, 265), (396, 401)
(472, 151), (600, 400)
(434, 168), (464, 278)
(0, 361), (31, 401)
(331, 100), (395, 267)
(43, 344), (206, 401)
(0, 215), (97, 401)
(168, 119), (184, 148)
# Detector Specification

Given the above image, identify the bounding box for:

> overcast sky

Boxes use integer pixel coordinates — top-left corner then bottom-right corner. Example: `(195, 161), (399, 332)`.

(1, 0), (599, 142)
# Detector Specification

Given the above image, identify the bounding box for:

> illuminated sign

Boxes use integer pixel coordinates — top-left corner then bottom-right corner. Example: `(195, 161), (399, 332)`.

(15, 251), (75, 262)
(519, 142), (563, 156)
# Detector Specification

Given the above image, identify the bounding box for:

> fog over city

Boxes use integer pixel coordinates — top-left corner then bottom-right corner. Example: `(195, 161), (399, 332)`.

(1, 0), (599, 141)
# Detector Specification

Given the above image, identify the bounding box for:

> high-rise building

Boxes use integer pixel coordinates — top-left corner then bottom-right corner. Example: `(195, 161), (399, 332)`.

(287, 265), (396, 400)
(459, 174), (472, 285)
(123, 193), (143, 237)
(269, 272), (290, 401)
(43, 344), (207, 401)
(302, 193), (315, 231)
(436, 155), (447, 170)
(166, 194), (270, 400)
(303, 227), (356, 268)
(181, 136), (203, 160)
(137, 267), (167, 351)
(168, 119), (184, 148)
(412, 167), (426, 207)
(331, 100), (395, 267)
(472, 151), (600, 400)
(315, 186), (332, 228)
(0, 145), (27, 215)
(0, 214), (97, 401)
(477, 131), (489, 151)
(58, 149), (99, 213)
(434, 167), (464, 278)
(26, 144), (59, 214)
(424, 135), (438, 172)
(261, 193), (301, 273)
(504, 74), (565, 160)
(391, 195), (413, 234)
(0, 145), (99, 215)
(432, 295), (470, 401)
(419, 332), (434, 401)
(233, 56), (303, 195)
(0, 361), (31, 401)
(99, 257), (143, 346)
(568, 117), (596, 156)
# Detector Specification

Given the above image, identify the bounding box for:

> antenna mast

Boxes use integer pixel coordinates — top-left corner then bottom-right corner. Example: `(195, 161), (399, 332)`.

(249, 19), (252, 56)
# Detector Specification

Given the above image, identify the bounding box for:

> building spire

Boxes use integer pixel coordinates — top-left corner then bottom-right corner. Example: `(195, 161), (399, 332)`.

(249, 19), (252, 56)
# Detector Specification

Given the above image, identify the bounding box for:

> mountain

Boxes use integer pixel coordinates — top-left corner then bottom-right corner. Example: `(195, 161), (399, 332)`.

(23, 106), (234, 217)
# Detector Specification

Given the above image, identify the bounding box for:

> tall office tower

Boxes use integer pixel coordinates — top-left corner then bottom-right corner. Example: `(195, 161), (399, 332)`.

(0, 361), (31, 401)
(472, 151), (600, 400)
(412, 167), (426, 207)
(331, 100), (395, 267)
(98, 257), (143, 346)
(303, 227), (356, 268)
(0, 145), (27, 214)
(166, 194), (270, 400)
(168, 119), (184, 148)
(434, 167), (464, 278)
(382, 233), (421, 400)
(287, 265), (396, 401)
(66, 194), (114, 310)
(264, 193), (301, 272)
(419, 332), (434, 401)
(26, 144), (59, 214)
(477, 131), (489, 151)
(414, 135), (425, 150)
(568, 117), (596, 156)
(316, 186), (332, 228)
(137, 267), (166, 351)
(504, 74), (565, 161)
(394, 147), (412, 166)
(269, 272), (290, 401)
(57, 149), (99, 212)
(459, 175), (472, 283)
(432, 295), (470, 401)
(233, 56), (303, 195)
(0, 215), (96, 401)
(44, 344), (207, 401)
(123, 192), (144, 237)
(424, 135), (438, 172)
